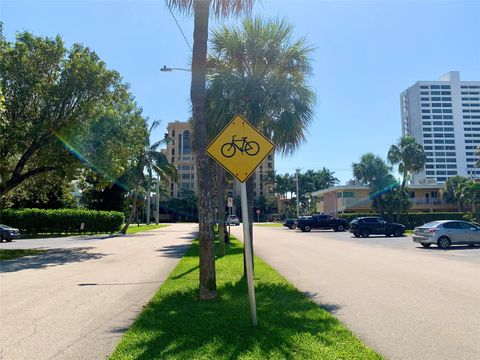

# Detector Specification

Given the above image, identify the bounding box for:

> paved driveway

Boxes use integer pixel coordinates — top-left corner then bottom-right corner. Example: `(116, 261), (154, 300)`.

(0, 224), (196, 360)
(231, 225), (480, 360)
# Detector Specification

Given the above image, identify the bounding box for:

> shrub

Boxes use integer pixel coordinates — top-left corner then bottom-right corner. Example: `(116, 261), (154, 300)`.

(338, 212), (467, 230)
(0, 208), (124, 234)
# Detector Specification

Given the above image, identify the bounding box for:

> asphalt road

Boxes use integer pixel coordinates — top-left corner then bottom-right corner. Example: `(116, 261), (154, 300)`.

(0, 224), (196, 360)
(231, 224), (480, 360)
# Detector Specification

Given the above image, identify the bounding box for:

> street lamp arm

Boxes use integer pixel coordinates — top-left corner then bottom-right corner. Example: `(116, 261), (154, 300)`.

(160, 65), (191, 72)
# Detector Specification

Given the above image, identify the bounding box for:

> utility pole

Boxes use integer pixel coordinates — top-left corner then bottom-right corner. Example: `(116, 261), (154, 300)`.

(296, 169), (300, 218)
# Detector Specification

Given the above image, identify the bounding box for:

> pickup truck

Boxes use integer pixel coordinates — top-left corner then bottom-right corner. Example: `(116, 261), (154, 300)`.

(296, 214), (348, 232)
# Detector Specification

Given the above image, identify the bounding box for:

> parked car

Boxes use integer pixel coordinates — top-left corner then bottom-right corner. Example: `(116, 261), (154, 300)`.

(283, 218), (297, 229)
(0, 224), (21, 242)
(297, 214), (348, 232)
(413, 220), (480, 249)
(349, 217), (405, 237)
(225, 215), (240, 226)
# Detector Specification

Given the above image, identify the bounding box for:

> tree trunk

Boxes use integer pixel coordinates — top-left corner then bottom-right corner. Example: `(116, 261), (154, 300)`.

(121, 191), (139, 234)
(146, 168), (151, 225)
(216, 164), (226, 256)
(191, 0), (216, 300)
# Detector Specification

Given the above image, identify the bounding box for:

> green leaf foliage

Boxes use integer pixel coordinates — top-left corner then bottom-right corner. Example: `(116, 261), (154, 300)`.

(0, 208), (124, 234)
(0, 27), (147, 196)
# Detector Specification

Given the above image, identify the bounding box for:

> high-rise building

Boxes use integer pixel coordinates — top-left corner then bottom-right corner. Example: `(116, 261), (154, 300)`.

(163, 121), (274, 200)
(400, 71), (480, 184)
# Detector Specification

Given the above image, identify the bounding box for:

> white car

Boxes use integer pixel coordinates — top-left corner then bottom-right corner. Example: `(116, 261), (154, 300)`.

(413, 220), (480, 249)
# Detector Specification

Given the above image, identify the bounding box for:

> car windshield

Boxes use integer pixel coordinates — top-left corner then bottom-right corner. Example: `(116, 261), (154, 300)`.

(421, 221), (444, 228)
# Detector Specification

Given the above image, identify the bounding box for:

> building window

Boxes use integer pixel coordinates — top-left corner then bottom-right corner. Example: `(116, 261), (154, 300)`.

(183, 130), (191, 155)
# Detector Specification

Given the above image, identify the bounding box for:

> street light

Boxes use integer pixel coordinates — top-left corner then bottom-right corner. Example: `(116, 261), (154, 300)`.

(160, 65), (191, 72)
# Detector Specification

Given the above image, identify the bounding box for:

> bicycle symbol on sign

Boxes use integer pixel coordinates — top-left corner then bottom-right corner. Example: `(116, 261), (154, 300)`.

(220, 135), (260, 158)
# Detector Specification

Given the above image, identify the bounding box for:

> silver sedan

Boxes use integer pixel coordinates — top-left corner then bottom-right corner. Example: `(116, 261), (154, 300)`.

(413, 220), (480, 249)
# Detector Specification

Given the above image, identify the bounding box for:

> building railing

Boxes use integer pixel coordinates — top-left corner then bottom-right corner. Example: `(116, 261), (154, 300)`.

(411, 198), (448, 206)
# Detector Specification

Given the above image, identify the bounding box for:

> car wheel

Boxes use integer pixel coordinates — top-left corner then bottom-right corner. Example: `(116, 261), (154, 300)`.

(361, 229), (370, 238)
(6, 238), (12, 242)
(289, 225), (296, 230)
(421, 243), (431, 248)
(0, 235), (3, 242)
(393, 228), (403, 237)
(353, 233), (360, 238)
(437, 236), (451, 249)
(304, 225), (311, 232)
(385, 232), (391, 237)
(336, 225), (345, 232)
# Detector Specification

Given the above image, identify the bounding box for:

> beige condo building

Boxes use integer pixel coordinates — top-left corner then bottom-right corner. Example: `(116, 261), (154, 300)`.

(163, 121), (275, 201)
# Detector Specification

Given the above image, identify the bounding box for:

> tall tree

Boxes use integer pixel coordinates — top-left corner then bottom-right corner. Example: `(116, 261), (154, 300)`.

(443, 176), (470, 211)
(121, 122), (177, 234)
(387, 136), (426, 191)
(208, 17), (315, 242)
(0, 29), (136, 196)
(166, 0), (254, 299)
(458, 180), (480, 214)
(353, 153), (395, 218)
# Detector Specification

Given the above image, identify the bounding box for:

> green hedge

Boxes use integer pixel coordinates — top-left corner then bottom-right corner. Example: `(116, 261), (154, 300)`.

(0, 208), (124, 234)
(338, 212), (467, 230)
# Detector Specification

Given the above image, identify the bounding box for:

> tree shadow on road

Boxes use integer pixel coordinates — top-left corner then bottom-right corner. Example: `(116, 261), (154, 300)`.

(110, 240), (380, 360)
(0, 247), (108, 273)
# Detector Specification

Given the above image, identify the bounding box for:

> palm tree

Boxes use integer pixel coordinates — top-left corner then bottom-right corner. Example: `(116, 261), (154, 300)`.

(121, 121), (177, 234)
(388, 136), (426, 191)
(207, 17), (315, 239)
(458, 180), (480, 214)
(444, 175), (470, 211)
(166, 0), (254, 300)
(353, 153), (395, 218)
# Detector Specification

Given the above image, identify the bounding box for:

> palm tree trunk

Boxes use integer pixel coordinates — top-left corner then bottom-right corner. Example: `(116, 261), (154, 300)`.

(122, 191), (139, 234)
(146, 168), (151, 225)
(191, 0), (216, 300)
(216, 164), (226, 256)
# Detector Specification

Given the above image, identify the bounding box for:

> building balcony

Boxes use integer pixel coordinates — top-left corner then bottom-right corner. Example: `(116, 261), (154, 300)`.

(411, 198), (448, 206)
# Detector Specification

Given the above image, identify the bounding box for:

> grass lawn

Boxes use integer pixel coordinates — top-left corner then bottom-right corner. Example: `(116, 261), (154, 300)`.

(110, 238), (382, 360)
(126, 224), (169, 234)
(254, 223), (283, 227)
(405, 230), (414, 235)
(0, 249), (47, 260)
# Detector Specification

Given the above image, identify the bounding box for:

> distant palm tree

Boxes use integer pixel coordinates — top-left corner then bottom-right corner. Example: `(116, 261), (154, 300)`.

(165, 0), (254, 299)
(458, 180), (480, 214)
(121, 121), (177, 234)
(388, 136), (426, 191)
(353, 153), (394, 218)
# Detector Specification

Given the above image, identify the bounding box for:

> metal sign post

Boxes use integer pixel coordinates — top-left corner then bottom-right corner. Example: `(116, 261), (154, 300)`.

(227, 197), (233, 240)
(240, 181), (257, 327)
(206, 115), (275, 328)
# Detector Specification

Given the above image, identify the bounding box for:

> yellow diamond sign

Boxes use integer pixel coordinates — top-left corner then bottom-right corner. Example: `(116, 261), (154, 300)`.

(206, 115), (275, 183)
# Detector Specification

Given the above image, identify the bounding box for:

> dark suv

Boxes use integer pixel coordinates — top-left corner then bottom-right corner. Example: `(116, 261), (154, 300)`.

(349, 217), (405, 237)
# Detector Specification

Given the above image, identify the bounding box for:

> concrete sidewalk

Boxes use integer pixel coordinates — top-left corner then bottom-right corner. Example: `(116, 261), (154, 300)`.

(0, 223), (197, 360)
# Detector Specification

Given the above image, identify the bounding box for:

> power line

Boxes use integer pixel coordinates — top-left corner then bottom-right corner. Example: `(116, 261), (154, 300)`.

(164, 0), (193, 53)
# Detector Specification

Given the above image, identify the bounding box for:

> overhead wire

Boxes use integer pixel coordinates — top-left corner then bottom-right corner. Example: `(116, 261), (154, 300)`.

(164, 0), (193, 53)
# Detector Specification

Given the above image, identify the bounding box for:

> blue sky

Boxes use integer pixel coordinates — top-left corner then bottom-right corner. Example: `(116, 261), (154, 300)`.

(2, 0), (479, 184)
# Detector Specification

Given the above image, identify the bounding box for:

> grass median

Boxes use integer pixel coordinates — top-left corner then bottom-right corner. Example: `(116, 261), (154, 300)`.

(0, 249), (47, 260)
(110, 238), (382, 360)
(254, 223), (283, 227)
(126, 224), (169, 234)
